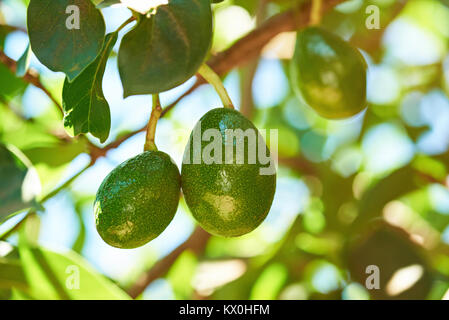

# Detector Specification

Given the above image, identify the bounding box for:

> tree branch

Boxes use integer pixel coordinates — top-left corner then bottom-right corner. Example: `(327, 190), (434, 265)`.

(126, 226), (210, 299)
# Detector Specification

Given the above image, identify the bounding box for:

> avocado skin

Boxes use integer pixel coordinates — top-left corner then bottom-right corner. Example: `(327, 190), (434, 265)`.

(94, 151), (181, 249)
(291, 27), (367, 119)
(181, 108), (276, 237)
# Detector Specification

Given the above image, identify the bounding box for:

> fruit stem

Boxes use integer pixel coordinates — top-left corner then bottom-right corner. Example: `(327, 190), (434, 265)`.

(144, 94), (162, 152)
(116, 16), (136, 33)
(310, 0), (322, 25)
(198, 64), (234, 109)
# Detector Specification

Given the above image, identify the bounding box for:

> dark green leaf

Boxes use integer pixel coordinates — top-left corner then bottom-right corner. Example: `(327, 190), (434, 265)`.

(0, 144), (41, 220)
(16, 44), (31, 77)
(118, 0), (213, 96)
(62, 32), (117, 143)
(27, 0), (106, 81)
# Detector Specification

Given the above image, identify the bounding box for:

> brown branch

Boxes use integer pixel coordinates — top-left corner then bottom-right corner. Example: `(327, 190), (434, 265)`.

(0, 49), (64, 116)
(126, 226), (211, 299)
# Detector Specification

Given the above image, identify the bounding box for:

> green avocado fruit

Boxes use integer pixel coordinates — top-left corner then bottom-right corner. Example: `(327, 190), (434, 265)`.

(291, 27), (367, 119)
(94, 151), (181, 249)
(181, 108), (276, 237)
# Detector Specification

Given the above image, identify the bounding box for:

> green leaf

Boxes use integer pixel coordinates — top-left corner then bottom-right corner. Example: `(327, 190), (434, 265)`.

(96, 0), (120, 8)
(348, 226), (432, 300)
(167, 250), (197, 299)
(16, 44), (31, 77)
(0, 63), (27, 100)
(0, 144), (41, 220)
(62, 32), (117, 143)
(71, 194), (92, 254)
(8, 288), (35, 300)
(118, 0), (213, 96)
(0, 258), (28, 290)
(18, 244), (130, 299)
(23, 139), (88, 167)
(250, 263), (288, 300)
(27, 0), (106, 81)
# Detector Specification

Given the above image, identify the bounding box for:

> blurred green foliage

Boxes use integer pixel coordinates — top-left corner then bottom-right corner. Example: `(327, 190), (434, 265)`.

(1, 0), (449, 300)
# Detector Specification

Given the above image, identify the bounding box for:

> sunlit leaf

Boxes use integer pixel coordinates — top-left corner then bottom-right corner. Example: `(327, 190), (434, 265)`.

(250, 263), (288, 300)
(167, 250), (197, 299)
(0, 64), (27, 100)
